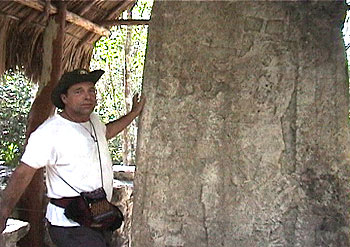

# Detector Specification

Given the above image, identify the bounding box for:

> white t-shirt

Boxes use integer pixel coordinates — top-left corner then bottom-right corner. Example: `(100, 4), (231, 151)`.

(21, 113), (113, 227)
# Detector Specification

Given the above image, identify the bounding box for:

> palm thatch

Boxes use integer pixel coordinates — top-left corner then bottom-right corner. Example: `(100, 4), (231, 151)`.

(0, 0), (137, 83)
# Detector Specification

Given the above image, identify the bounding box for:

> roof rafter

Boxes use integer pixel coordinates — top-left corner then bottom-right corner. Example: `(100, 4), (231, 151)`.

(100, 19), (150, 26)
(76, 0), (136, 48)
(0, 10), (92, 45)
(13, 0), (110, 36)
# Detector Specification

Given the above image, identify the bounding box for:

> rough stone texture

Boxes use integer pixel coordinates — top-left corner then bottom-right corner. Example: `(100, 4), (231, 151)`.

(132, 1), (350, 247)
(2, 219), (30, 247)
(111, 186), (134, 247)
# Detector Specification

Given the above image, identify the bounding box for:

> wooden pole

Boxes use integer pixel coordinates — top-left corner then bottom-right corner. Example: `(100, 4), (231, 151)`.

(13, 0), (110, 36)
(0, 20), (7, 75)
(76, 0), (135, 49)
(100, 19), (150, 26)
(122, 9), (133, 166)
(17, 2), (66, 247)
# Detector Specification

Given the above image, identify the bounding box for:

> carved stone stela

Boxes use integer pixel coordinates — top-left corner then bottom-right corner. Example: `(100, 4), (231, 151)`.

(132, 2), (350, 247)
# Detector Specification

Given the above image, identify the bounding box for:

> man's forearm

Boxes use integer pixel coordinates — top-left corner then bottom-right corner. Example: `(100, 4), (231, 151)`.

(0, 162), (37, 227)
(105, 110), (139, 140)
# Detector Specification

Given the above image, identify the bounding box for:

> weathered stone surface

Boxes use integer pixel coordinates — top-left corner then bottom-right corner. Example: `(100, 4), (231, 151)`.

(2, 219), (30, 247)
(133, 1), (350, 247)
(111, 186), (133, 247)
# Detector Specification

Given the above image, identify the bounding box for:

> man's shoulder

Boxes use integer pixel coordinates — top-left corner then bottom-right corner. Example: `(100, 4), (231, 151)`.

(90, 112), (105, 125)
(39, 114), (62, 127)
(90, 112), (100, 120)
(34, 114), (66, 134)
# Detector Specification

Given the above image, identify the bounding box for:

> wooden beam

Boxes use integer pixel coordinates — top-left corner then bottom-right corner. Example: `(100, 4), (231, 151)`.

(76, 0), (135, 49)
(0, 11), (92, 45)
(106, 0), (136, 20)
(100, 19), (150, 26)
(13, 0), (110, 36)
(0, 18), (8, 76)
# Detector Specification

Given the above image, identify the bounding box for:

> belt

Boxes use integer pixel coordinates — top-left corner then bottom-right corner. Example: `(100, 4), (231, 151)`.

(50, 196), (80, 208)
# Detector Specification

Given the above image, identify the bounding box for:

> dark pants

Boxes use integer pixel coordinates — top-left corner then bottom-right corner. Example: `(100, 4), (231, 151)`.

(48, 223), (112, 247)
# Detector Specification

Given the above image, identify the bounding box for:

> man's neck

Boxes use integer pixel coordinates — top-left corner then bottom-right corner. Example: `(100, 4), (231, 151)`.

(60, 111), (90, 123)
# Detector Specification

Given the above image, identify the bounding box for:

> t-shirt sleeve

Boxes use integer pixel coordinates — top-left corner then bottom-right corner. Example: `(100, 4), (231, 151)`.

(91, 113), (107, 135)
(21, 127), (56, 169)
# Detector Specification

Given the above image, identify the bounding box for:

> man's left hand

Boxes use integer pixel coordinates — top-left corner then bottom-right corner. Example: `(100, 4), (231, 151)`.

(131, 94), (146, 116)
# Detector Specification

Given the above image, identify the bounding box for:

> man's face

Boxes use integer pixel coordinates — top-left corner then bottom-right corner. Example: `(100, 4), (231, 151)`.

(61, 81), (97, 117)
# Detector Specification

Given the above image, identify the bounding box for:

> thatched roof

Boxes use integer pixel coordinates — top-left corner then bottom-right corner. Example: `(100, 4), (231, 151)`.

(0, 0), (138, 83)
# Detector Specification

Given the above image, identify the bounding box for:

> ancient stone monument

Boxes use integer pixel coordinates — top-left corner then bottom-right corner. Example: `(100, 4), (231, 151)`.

(132, 2), (350, 246)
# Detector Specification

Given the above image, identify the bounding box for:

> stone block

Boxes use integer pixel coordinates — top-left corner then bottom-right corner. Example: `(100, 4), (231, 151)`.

(1, 218), (30, 247)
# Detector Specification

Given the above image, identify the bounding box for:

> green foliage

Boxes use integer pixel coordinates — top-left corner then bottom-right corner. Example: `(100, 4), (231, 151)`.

(0, 69), (36, 167)
(90, 0), (153, 164)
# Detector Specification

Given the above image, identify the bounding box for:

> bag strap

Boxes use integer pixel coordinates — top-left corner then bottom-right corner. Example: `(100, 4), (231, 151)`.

(52, 119), (104, 195)
(90, 120), (104, 188)
(53, 170), (81, 194)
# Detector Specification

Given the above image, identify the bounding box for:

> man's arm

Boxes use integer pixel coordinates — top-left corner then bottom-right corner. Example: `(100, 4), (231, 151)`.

(0, 162), (37, 233)
(105, 94), (146, 140)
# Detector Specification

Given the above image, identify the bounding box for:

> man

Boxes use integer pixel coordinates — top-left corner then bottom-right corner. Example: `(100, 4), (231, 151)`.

(0, 69), (146, 246)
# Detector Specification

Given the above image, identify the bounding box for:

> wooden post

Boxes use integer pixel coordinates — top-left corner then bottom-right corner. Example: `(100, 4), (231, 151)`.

(122, 9), (133, 165)
(0, 19), (8, 75)
(17, 2), (66, 247)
